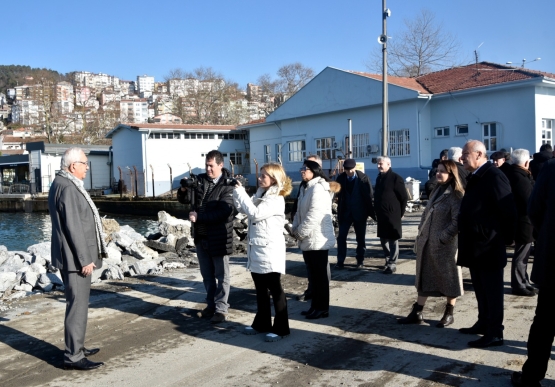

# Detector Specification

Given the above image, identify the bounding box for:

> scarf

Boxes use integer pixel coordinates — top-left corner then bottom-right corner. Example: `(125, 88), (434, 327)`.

(57, 170), (108, 259)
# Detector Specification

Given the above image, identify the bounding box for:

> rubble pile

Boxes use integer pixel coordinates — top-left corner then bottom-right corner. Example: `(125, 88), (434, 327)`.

(0, 211), (197, 305)
(0, 210), (297, 307)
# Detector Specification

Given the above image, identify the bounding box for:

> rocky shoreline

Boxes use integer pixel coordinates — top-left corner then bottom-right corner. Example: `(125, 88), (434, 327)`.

(0, 211), (296, 310)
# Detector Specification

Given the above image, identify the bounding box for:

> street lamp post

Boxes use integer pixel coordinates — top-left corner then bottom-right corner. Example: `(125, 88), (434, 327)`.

(379, 1), (391, 156)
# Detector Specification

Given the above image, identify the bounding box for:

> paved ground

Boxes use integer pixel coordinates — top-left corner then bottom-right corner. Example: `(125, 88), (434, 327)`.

(0, 211), (553, 387)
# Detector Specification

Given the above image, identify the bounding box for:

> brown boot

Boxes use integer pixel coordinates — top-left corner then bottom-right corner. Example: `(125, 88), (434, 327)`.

(436, 304), (454, 328)
(398, 303), (424, 324)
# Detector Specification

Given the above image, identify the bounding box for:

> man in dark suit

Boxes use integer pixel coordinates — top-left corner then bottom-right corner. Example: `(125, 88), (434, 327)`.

(529, 143), (553, 181)
(374, 156), (408, 274)
(457, 140), (517, 348)
(505, 149), (536, 297)
(49, 148), (105, 370)
(512, 158), (555, 387)
(334, 159), (376, 269)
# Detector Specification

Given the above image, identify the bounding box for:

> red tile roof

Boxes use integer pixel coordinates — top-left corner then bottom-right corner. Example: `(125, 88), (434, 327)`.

(349, 71), (430, 93)
(350, 62), (555, 95)
(0, 149), (26, 155)
(415, 62), (555, 94)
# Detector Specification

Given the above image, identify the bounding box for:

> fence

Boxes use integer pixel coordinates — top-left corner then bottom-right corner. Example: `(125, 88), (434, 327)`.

(0, 183), (31, 194)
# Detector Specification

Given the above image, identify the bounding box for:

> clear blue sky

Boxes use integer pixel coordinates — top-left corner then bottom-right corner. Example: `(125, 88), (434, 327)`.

(5, 0), (555, 88)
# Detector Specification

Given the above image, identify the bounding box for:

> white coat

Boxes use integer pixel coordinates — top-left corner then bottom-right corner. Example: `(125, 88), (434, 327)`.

(233, 184), (286, 274)
(292, 177), (336, 251)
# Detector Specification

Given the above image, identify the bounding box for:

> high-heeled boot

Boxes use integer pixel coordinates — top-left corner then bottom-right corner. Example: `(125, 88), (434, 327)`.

(397, 303), (424, 324)
(436, 304), (454, 328)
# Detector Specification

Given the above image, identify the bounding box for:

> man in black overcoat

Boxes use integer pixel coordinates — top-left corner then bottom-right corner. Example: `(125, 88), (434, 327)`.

(505, 149), (536, 297)
(335, 158), (376, 269)
(529, 143), (553, 181)
(457, 140), (517, 348)
(512, 158), (555, 387)
(374, 156), (408, 274)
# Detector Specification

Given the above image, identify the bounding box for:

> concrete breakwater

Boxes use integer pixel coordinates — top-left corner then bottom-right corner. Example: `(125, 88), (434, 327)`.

(0, 195), (191, 218)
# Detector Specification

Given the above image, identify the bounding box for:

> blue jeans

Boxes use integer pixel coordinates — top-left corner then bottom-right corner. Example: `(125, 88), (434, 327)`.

(196, 240), (230, 314)
(337, 218), (367, 265)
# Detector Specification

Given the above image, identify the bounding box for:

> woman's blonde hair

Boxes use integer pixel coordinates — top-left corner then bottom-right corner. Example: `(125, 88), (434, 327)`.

(261, 163), (292, 197)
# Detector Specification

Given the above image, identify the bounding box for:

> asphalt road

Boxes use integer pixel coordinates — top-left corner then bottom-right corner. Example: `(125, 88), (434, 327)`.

(0, 212), (552, 387)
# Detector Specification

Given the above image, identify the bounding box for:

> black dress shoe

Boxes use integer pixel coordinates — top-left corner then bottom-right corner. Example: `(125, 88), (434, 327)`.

(511, 371), (542, 387)
(301, 308), (315, 316)
(383, 267), (396, 274)
(459, 323), (487, 335)
(64, 358), (104, 370)
(82, 347), (100, 357)
(512, 288), (536, 297)
(296, 292), (312, 301)
(334, 264), (345, 270)
(305, 310), (329, 319)
(526, 285), (539, 294)
(468, 335), (503, 348)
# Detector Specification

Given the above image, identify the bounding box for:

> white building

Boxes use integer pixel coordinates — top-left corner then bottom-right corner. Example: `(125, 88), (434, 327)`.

(119, 99), (149, 123)
(240, 62), (555, 184)
(11, 100), (43, 125)
(106, 123), (248, 196)
(137, 75), (155, 95)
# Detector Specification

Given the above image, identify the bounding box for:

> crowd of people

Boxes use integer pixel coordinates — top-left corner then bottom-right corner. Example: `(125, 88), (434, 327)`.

(48, 144), (554, 386)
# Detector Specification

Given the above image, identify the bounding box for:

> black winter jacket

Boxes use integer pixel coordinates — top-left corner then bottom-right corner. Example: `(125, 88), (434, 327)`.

(177, 168), (235, 256)
(374, 169), (408, 240)
(505, 164), (534, 244)
(336, 170), (376, 222)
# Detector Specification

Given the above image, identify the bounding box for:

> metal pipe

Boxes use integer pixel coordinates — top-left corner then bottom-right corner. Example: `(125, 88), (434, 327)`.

(117, 166), (123, 198)
(150, 164), (155, 198)
(348, 119), (353, 158)
(167, 164), (173, 198)
(133, 166), (138, 197)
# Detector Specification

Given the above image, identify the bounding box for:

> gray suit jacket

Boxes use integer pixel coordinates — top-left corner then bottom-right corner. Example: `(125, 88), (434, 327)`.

(48, 175), (102, 272)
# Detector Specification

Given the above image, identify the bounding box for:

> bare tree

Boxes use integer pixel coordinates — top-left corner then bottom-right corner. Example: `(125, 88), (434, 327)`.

(367, 9), (462, 77)
(165, 66), (246, 125)
(257, 62), (314, 98)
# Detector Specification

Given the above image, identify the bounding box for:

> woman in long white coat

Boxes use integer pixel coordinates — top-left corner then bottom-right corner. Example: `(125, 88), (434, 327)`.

(233, 163), (293, 342)
(292, 159), (339, 319)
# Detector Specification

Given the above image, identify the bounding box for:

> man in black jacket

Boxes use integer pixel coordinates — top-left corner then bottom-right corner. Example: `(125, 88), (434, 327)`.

(505, 149), (537, 297)
(178, 150), (235, 323)
(512, 158), (555, 387)
(529, 143), (553, 181)
(457, 140), (517, 348)
(374, 156), (408, 274)
(335, 159), (376, 269)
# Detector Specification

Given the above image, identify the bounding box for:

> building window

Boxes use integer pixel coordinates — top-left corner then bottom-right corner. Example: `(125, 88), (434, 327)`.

(174, 133), (181, 139)
(275, 144), (282, 163)
(388, 129), (410, 157)
(209, 134), (214, 139)
(482, 123), (497, 151)
(434, 126), (450, 137)
(345, 133), (370, 159)
(203, 133), (208, 139)
(154, 133), (160, 139)
(161, 133), (167, 139)
(230, 152), (243, 166)
(288, 140), (306, 162)
(168, 133), (174, 139)
(315, 137), (336, 161)
(542, 119), (553, 145)
(184, 133), (190, 139)
(264, 145), (271, 163)
(456, 125), (468, 136)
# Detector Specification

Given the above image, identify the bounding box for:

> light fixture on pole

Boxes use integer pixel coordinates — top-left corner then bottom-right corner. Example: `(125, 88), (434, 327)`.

(506, 58), (541, 68)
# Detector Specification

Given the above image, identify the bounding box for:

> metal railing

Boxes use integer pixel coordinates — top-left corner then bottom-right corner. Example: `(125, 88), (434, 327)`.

(0, 183), (31, 194)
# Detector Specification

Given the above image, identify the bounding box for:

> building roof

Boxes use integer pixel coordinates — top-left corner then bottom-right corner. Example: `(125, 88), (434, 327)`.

(0, 149), (27, 155)
(415, 62), (555, 94)
(349, 71), (430, 94)
(105, 123), (240, 138)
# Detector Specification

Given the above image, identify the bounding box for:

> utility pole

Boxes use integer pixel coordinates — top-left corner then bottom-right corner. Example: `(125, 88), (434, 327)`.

(379, 1), (391, 156)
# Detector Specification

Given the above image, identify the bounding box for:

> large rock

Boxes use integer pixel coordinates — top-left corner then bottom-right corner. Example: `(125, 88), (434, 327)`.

(0, 254), (26, 273)
(104, 246), (122, 265)
(102, 265), (125, 280)
(143, 239), (176, 253)
(120, 225), (145, 242)
(101, 218), (121, 240)
(113, 232), (135, 250)
(129, 260), (159, 276)
(28, 263), (47, 274)
(36, 273), (63, 292)
(27, 242), (52, 264)
(0, 272), (17, 292)
(0, 248), (10, 267)
(127, 241), (158, 260)
(158, 211), (191, 239)
(22, 271), (39, 288)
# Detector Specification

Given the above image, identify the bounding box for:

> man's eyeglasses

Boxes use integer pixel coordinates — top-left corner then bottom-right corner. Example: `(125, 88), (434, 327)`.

(73, 161), (88, 166)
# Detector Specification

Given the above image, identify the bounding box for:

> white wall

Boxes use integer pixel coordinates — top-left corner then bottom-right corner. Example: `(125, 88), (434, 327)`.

(535, 86), (555, 152)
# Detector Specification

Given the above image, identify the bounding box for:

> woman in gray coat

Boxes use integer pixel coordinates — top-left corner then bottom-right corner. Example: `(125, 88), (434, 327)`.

(398, 160), (464, 327)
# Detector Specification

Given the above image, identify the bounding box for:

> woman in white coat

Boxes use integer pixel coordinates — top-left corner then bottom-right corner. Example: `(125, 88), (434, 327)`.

(292, 159), (339, 319)
(233, 163), (293, 342)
